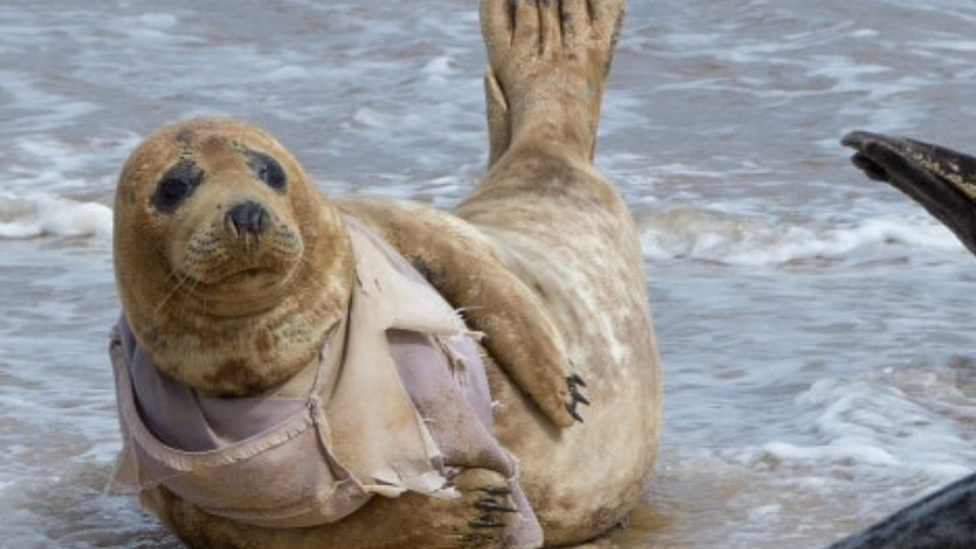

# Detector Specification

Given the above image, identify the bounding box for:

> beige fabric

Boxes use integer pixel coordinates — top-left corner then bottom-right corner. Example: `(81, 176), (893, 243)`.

(109, 220), (541, 543)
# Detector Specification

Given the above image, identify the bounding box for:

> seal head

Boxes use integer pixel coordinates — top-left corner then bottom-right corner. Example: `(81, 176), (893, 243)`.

(114, 117), (353, 396)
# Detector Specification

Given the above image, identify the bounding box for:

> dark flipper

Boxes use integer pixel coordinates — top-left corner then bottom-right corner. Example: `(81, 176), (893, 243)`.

(842, 131), (976, 256)
(838, 131), (976, 548)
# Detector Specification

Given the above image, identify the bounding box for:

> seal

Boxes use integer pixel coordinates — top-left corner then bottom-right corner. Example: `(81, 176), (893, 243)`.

(836, 130), (976, 548)
(109, 1), (661, 548)
(843, 131), (976, 254)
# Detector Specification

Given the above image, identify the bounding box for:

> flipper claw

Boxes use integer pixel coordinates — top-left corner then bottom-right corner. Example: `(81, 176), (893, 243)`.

(566, 374), (590, 423)
(470, 516), (506, 529)
(476, 498), (518, 514)
(479, 485), (513, 497)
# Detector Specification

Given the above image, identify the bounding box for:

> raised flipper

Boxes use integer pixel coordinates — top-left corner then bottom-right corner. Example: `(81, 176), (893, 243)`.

(336, 197), (587, 428)
(843, 131), (976, 256)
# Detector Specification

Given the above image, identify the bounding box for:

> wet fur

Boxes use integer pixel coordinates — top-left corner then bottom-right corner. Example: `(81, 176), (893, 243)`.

(113, 1), (661, 547)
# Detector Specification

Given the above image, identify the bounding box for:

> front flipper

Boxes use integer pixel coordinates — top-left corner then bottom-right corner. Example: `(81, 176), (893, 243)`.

(337, 197), (586, 428)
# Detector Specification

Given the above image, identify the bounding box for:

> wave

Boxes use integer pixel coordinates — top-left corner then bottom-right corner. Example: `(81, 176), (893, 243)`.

(637, 206), (965, 266)
(0, 194), (959, 265)
(0, 191), (112, 239)
(719, 361), (976, 483)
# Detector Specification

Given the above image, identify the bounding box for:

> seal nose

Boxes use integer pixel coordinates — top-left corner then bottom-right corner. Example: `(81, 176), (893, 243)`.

(226, 201), (270, 237)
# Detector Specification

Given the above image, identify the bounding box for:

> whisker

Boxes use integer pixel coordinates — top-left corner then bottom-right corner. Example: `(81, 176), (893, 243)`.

(154, 269), (191, 316)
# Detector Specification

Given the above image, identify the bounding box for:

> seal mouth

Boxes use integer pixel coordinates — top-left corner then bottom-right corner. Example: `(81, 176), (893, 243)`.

(842, 130), (976, 256)
(193, 263), (293, 289)
(214, 266), (273, 283)
(176, 266), (298, 317)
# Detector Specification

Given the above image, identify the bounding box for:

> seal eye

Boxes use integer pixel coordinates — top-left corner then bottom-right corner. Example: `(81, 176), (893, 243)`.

(157, 178), (192, 206)
(152, 160), (203, 213)
(249, 152), (287, 192)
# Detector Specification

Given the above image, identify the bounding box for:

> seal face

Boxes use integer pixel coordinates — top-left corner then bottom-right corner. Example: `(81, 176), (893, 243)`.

(114, 118), (354, 396)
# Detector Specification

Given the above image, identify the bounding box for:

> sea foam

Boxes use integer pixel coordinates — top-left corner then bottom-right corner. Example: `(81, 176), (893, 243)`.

(0, 192), (112, 239)
(638, 206), (965, 266)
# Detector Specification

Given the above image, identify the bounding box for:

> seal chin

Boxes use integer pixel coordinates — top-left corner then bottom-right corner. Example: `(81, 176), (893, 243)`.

(181, 267), (303, 318)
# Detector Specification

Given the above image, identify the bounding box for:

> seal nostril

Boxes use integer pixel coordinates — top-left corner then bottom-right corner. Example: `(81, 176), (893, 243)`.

(226, 201), (270, 236)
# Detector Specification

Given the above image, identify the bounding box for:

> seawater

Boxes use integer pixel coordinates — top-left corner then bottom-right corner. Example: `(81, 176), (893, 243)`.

(3, 0), (976, 547)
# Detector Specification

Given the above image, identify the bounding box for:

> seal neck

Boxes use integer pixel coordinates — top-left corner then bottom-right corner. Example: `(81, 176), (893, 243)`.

(118, 316), (347, 450)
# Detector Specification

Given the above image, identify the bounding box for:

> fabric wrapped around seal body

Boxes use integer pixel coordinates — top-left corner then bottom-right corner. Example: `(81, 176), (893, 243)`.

(109, 219), (542, 547)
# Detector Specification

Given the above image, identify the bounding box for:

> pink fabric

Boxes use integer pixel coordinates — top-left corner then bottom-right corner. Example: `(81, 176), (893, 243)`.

(109, 220), (542, 547)
(111, 322), (369, 527)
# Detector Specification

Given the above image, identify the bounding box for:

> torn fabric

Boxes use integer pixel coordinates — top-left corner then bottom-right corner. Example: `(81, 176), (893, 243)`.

(109, 219), (542, 546)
